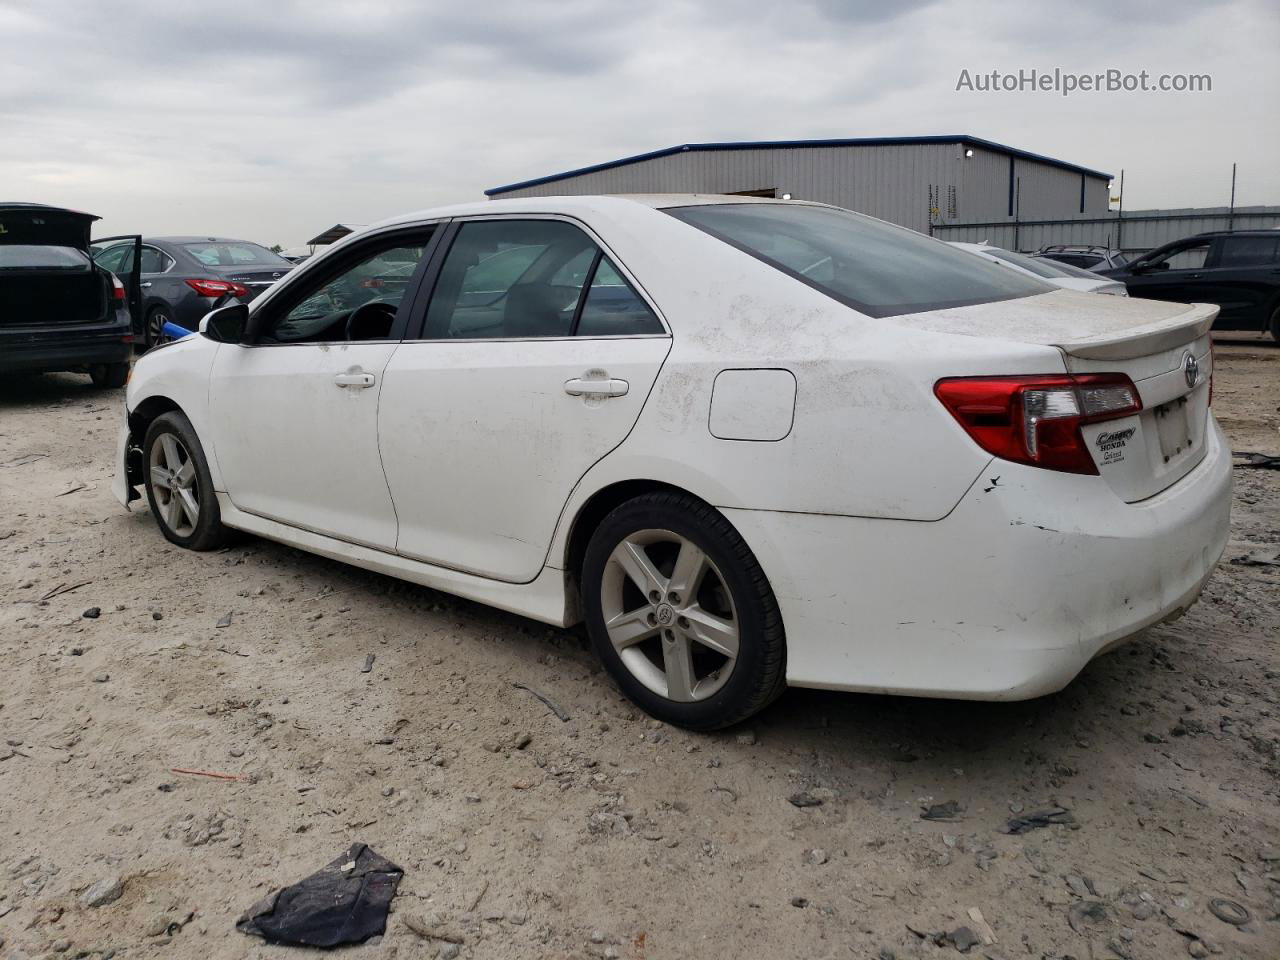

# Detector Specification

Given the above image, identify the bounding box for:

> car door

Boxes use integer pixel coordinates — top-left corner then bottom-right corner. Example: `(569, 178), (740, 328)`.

(206, 226), (440, 549)
(1123, 239), (1212, 305)
(1203, 235), (1280, 329)
(91, 235), (142, 335)
(378, 216), (671, 582)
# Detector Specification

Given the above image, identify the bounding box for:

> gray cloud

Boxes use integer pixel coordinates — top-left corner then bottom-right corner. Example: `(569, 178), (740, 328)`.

(2, 0), (1275, 246)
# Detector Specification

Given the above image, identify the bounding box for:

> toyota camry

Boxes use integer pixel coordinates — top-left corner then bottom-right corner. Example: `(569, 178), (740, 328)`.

(113, 195), (1231, 729)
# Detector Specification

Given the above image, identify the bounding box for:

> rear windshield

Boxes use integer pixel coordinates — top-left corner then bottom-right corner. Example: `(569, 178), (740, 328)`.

(665, 203), (1047, 317)
(0, 245), (90, 271)
(181, 242), (290, 267)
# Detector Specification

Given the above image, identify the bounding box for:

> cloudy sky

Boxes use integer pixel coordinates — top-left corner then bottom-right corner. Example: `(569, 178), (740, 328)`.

(2, 0), (1276, 247)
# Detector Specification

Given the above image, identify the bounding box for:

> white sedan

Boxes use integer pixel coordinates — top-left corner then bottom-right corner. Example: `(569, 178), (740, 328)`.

(114, 196), (1231, 729)
(949, 241), (1129, 295)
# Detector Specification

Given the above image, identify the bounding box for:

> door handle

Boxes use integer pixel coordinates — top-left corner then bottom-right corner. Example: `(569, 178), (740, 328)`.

(334, 372), (376, 389)
(564, 377), (629, 398)
(140, 281), (152, 288)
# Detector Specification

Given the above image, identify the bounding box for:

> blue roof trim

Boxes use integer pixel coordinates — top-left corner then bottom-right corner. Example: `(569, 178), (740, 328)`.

(484, 135), (1114, 196)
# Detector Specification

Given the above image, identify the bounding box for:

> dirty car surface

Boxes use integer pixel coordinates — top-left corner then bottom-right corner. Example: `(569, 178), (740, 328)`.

(113, 194), (1232, 729)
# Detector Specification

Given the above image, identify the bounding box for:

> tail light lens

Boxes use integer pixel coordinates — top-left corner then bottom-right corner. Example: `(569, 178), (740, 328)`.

(185, 278), (249, 298)
(110, 275), (126, 300)
(935, 373), (1141, 475)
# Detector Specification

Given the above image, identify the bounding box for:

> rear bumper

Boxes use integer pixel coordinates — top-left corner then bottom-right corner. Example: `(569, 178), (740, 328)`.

(0, 325), (133, 373)
(726, 417), (1233, 701)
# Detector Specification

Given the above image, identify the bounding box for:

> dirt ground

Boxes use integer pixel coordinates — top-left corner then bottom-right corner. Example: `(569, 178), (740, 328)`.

(1, 338), (1277, 960)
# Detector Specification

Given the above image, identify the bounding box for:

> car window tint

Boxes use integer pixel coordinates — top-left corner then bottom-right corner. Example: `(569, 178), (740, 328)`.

(667, 203), (1046, 318)
(92, 244), (129, 273)
(182, 242), (290, 267)
(423, 220), (596, 339)
(139, 246), (171, 273)
(0, 245), (89, 270)
(1217, 236), (1278, 267)
(1153, 242), (1210, 271)
(270, 242), (429, 344)
(576, 258), (664, 337)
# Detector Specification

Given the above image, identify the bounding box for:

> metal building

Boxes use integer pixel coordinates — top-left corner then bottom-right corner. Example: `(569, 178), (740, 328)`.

(484, 135), (1112, 234)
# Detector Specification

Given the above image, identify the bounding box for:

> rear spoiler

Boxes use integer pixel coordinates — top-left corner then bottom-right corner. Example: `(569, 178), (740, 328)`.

(1056, 302), (1218, 360)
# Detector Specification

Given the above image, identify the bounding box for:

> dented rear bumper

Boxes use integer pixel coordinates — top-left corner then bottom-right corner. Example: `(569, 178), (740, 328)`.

(726, 416), (1232, 700)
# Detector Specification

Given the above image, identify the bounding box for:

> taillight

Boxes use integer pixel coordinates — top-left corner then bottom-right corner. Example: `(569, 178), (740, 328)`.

(935, 373), (1141, 475)
(185, 278), (248, 298)
(110, 275), (126, 300)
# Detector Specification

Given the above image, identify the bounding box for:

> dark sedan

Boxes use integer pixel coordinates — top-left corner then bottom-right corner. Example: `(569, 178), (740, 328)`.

(92, 236), (293, 347)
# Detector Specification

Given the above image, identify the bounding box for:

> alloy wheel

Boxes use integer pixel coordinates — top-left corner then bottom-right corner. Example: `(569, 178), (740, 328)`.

(147, 310), (169, 347)
(600, 529), (739, 702)
(149, 433), (199, 537)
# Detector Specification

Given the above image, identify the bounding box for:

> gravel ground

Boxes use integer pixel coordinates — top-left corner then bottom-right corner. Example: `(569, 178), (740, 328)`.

(0, 339), (1277, 960)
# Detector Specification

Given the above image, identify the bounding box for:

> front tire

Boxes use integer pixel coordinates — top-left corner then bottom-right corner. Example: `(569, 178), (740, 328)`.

(89, 362), (129, 388)
(144, 306), (172, 350)
(581, 492), (786, 730)
(142, 412), (228, 551)
(1269, 301), (1280, 342)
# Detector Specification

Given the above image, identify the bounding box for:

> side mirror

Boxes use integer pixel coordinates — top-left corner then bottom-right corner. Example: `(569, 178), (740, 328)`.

(200, 303), (249, 343)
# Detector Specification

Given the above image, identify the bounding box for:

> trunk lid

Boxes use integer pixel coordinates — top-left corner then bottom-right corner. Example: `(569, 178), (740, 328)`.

(220, 266), (292, 301)
(0, 204), (99, 250)
(895, 289), (1217, 502)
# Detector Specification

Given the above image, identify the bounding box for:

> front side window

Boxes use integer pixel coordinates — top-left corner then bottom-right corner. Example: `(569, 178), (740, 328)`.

(422, 219), (662, 340)
(93, 244), (130, 274)
(1149, 242), (1210, 271)
(666, 203), (1047, 318)
(264, 237), (431, 344)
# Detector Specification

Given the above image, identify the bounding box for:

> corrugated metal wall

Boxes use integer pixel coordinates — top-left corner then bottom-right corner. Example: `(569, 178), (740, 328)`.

(931, 206), (1280, 254)
(490, 143), (1111, 235)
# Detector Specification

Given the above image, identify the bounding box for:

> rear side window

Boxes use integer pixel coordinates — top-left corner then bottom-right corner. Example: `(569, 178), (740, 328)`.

(423, 220), (663, 339)
(1216, 235), (1279, 268)
(139, 246), (173, 273)
(0, 245), (90, 270)
(666, 203), (1047, 318)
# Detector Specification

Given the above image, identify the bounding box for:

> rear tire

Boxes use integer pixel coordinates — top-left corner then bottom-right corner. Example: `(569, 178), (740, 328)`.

(1269, 302), (1280, 342)
(581, 492), (786, 730)
(142, 412), (228, 551)
(89, 362), (129, 388)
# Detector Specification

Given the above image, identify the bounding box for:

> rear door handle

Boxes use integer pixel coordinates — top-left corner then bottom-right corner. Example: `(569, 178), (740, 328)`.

(564, 377), (629, 398)
(140, 281), (152, 288)
(334, 372), (376, 389)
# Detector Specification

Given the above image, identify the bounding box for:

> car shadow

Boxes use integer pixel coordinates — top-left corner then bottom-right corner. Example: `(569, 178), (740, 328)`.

(0, 371), (120, 409)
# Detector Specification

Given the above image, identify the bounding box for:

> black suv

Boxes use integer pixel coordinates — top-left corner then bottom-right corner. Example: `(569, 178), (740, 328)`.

(0, 204), (137, 386)
(1102, 231), (1280, 338)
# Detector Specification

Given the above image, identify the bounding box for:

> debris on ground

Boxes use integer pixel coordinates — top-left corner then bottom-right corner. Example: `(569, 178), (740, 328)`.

(361, 653), (376, 673)
(999, 806), (1074, 834)
(920, 800), (963, 821)
(788, 791), (823, 808)
(1207, 897), (1250, 926)
(236, 843), (403, 947)
(1067, 900), (1108, 936)
(511, 681), (570, 721)
(1233, 450), (1280, 469)
(1230, 547), (1280, 567)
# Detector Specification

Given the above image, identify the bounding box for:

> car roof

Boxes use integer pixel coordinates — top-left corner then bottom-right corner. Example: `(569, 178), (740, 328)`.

(149, 236), (266, 244)
(372, 193), (816, 232)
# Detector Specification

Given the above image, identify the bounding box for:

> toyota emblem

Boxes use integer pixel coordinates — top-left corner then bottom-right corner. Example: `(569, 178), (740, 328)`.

(1183, 352), (1199, 389)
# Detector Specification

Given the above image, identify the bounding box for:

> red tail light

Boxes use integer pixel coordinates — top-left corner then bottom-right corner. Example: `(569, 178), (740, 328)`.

(935, 373), (1141, 475)
(110, 275), (126, 300)
(185, 278), (249, 298)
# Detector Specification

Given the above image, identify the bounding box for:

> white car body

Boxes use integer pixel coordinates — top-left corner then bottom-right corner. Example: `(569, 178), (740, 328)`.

(949, 241), (1130, 296)
(115, 195), (1231, 707)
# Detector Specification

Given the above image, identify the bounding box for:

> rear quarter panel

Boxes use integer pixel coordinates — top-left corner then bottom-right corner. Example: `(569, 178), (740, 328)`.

(548, 206), (1071, 562)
